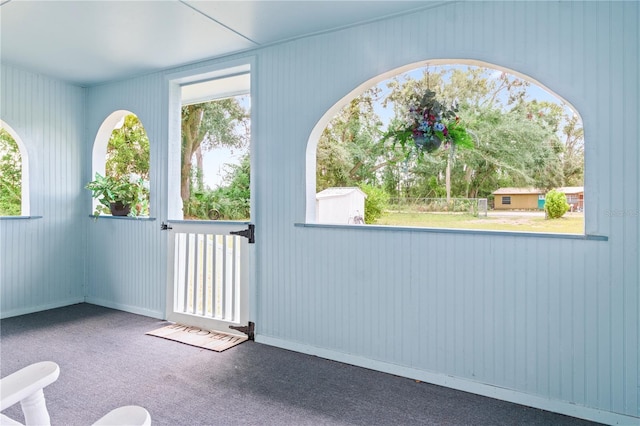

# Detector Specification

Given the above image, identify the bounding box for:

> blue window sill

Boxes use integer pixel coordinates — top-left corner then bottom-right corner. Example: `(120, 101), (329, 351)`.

(295, 223), (608, 241)
(166, 220), (250, 225)
(0, 216), (43, 220)
(88, 215), (156, 221)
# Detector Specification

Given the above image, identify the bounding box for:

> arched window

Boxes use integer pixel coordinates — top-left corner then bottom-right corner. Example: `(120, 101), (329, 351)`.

(0, 120), (30, 216)
(90, 111), (150, 217)
(308, 61), (584, 234)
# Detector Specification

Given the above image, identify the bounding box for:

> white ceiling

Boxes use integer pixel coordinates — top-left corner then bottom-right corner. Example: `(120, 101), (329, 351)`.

(0, 0), (443, 87)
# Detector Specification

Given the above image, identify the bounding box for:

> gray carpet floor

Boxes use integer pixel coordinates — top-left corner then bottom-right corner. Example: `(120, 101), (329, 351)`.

(0, 303), (599, 426)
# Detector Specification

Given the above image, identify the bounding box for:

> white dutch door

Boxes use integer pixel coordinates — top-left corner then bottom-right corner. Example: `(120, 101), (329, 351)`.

(165, 221), (252, 336)
(166, 64), (253, 337)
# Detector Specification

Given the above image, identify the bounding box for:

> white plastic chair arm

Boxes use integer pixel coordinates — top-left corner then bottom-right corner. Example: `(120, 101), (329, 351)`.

(0, 361), (59, 426)
(0, 413), (24, 425)
(92, 406), (151, 426)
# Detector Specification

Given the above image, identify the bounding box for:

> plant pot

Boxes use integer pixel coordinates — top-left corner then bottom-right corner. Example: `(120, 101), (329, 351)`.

(109, 201), (131, 216)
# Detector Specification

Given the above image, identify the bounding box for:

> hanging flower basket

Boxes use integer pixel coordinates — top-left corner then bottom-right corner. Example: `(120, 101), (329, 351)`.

(382, 89), (473, 160)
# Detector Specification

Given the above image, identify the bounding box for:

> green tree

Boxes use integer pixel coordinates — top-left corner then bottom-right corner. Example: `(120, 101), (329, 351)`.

(459, 107), (563, 194)
(318, 64), (584, 222)
(383, 66), (577, 199)
(0, 129), (21, 216)
(560, 113), (584, 186)
(212, 154), (251, 220)
(181, 98), (249, 205)
(316, 88), (401, 192)
(316, 136), (353, 190)
(100, 114), (151, 215)
(105, 114), (150, 180)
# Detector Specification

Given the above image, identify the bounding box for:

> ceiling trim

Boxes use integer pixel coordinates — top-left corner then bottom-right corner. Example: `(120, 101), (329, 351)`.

(178, 0), (260, 46)
(238, 1), (457, 49)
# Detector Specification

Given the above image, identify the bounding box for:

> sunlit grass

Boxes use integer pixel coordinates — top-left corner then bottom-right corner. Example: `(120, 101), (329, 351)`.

(375, 212), (584, 234)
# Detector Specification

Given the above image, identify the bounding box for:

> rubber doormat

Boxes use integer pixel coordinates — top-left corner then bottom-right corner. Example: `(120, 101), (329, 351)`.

(146, 323), (247, 352)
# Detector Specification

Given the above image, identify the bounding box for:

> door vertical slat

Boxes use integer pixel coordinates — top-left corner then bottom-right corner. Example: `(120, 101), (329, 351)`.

(231, 236), (237, 320)
(182, 233), (191, 313)
(193, 234), (200, 314)
(221, 236), (227, 319)
(202, 234), (209, 316)
(174, 233), (183, 311)
(211, 235), (218, 318)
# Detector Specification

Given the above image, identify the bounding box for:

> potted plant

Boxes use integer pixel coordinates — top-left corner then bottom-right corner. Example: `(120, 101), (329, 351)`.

(86, 172), (149, 218)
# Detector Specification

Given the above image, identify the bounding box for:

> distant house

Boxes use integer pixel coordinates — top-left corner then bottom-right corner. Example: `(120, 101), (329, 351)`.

(316, 187), (367, 224)
(556, 186), (584, 211)
(492, 187), (545, 210)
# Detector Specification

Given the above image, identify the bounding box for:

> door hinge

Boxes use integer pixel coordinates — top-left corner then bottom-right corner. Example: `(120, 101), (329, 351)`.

(229, 321), (255, 341)
(230, 224), (255, 243)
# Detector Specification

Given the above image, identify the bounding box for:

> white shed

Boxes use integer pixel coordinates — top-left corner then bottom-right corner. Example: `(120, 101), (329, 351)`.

(316, 187), (367, 224)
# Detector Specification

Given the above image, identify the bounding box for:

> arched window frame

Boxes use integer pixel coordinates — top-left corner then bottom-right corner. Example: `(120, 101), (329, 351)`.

(90, 110), (150, 216)
(305, 59), (584, 231)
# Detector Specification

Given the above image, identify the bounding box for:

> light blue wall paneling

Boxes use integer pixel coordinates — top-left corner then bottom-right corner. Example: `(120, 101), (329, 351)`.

(0, 65), (86, 317)
(83, 74), (168, 318)
(84, 218), (164, 318)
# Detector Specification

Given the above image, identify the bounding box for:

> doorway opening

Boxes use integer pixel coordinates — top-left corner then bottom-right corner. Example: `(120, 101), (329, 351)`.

(166, 62), (253, 336)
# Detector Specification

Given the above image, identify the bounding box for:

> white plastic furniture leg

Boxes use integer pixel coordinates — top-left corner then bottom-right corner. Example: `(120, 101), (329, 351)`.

(1, 362), (151, 426)
(0, 361), (59, 426)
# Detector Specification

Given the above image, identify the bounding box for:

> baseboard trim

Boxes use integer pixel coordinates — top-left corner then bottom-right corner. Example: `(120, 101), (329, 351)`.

(85, 297), (163, 319)
(256, 335), (637, 426)
(0, 298), (85, 319)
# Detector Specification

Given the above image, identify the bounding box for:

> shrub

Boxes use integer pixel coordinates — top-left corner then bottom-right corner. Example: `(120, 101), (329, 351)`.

(359, 184), (389, 224)
(545, 189), (570, 219)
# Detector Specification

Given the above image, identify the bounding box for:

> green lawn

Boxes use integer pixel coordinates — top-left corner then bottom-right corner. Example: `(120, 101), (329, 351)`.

(375, 211), (584, 234)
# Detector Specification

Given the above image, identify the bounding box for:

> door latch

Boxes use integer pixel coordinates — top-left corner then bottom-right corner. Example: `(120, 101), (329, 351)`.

(160, 222), (173, 231)
(230, 224), (255, 243)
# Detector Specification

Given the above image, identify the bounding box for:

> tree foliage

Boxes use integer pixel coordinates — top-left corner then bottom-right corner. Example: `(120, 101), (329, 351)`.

(316, 65), (584, 220)
(184, 154), (250, 220)
(106, 114), (150, 180)
(214, 154), (250, 220)
(181, 98), (249, 205)
(316, 88), (392, 191)
(0, 129), (21, 216)
(97, 114), (151, 215)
